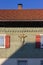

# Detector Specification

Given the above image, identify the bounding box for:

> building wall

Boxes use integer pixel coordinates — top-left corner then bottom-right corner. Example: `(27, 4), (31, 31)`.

(0, 58), (43, 65)
(0, 27), (43, 58)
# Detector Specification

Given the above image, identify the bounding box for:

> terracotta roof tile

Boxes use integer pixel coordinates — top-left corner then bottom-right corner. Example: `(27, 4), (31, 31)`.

(0, 9), (43, 21)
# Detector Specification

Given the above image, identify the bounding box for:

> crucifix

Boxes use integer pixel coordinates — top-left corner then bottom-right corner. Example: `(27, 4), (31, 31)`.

(18, 34), (27, 45)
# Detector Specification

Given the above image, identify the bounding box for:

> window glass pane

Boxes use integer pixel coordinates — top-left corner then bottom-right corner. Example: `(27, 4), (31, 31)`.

(0, 36), (4, 46)
(41, 35), (43, 48)
(18, 60), (27, 65)
(41, 60), (43, 65)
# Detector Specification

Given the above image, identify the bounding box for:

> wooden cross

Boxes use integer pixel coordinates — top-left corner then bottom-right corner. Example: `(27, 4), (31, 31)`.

(18, 34), (27, 45)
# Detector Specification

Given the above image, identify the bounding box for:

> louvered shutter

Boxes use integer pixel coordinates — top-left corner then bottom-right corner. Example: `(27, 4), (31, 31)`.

(5, 35), (10, 48)
(36, 35), (40, 48)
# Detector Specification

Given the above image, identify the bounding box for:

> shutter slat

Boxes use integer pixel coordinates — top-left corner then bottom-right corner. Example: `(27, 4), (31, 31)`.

(36, 35), (40, 48)
(5, 35), (10, 48)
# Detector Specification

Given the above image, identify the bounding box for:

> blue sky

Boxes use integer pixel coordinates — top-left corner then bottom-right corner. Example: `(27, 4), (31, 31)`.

(0, 0), (43, 9)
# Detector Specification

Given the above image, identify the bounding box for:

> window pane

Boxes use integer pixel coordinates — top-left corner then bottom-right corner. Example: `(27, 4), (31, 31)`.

(0, 36), (4, 46)
(41, 60), (43, 65)
(41, 35), (43, 48)
(18, 60), (27, 65)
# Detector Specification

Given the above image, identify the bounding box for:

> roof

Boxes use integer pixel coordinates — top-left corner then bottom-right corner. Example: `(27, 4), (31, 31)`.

(0, 9), (43, 21)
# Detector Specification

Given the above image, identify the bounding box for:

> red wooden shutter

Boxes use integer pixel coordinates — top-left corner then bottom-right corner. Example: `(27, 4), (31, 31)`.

(36, 35), (40, 48)
(5, 35), (10, 48)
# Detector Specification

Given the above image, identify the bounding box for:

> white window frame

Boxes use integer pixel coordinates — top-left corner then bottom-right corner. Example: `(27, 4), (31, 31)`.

(0, 34), (6, 48)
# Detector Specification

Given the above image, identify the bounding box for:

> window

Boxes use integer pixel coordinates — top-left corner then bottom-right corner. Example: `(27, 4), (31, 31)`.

(41, 60), (43, 65)
(36, 34), (43, 48)
(18, 60), (27, 65)
(0, 34), (10, 48)
(40, 35), (43, 48)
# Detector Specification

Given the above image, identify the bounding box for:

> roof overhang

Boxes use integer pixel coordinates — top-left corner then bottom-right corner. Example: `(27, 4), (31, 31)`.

(0, 20), (43, 22)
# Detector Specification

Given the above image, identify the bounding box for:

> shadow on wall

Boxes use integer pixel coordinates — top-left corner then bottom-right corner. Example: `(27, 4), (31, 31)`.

(2, 42), (43, 65)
